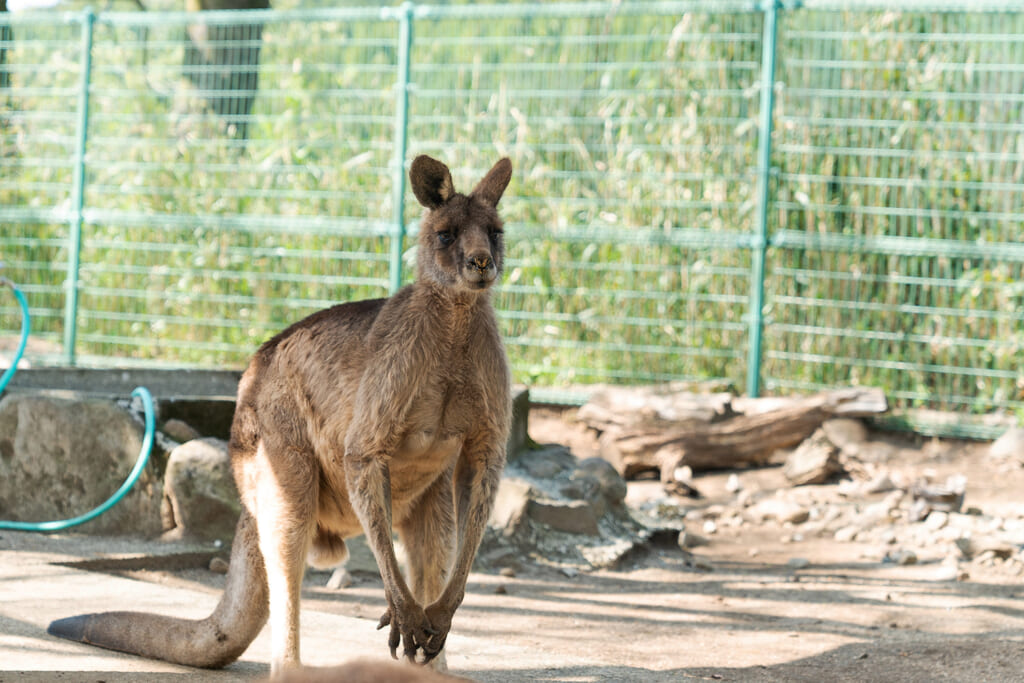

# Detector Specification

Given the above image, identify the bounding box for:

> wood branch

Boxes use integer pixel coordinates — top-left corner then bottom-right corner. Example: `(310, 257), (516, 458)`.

(587, 387), (888, 486)
(577, 385), (735, 432)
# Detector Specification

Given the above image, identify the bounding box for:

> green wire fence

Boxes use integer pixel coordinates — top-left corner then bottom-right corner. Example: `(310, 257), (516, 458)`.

(1, 1), (1022, 437)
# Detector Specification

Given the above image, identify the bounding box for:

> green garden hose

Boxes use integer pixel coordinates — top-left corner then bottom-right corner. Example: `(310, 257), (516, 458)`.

(0, 276), (29, 395)
(0, 277), (157, 532)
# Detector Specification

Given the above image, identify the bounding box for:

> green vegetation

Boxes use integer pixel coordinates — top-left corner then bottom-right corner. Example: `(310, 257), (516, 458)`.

(1, 3), (1021, 422)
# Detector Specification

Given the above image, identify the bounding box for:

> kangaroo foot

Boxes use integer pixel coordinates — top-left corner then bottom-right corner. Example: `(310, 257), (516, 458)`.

(376, 602), (446, 664)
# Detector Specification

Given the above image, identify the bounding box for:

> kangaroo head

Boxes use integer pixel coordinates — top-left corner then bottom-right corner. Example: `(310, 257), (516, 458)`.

(409, 155), (512, 293)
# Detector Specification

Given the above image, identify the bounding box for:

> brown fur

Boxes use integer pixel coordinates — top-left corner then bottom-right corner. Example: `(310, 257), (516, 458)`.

(48, 156), (514, 676)
(271, 659), (474, 683)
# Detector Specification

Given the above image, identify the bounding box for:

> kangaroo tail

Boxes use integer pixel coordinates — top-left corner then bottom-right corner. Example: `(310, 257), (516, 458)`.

(48, 510), (268, 669)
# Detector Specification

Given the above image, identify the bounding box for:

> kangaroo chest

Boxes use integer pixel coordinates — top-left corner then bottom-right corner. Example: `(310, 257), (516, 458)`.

(396, 372), (476, 460)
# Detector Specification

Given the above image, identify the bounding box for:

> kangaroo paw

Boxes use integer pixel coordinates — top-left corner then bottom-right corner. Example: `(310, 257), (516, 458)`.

(376, 603), (438, 663)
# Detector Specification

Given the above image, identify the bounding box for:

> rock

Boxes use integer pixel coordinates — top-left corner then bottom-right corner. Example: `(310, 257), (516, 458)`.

(342, 536), (382, 575)
(989, 427), (1024, 463)
(735, 489), (758, 508)
(161, 418), (201, 444)
(571, 457), (628, 506)
(821, 418), (868, 452)
(0, 394), (163, 535)
(819, 505), (843, 525)
(155, 398), (236, 442)
(879, 530), (898, 545)
(955, 536), (1015, 560)
(488, 477), (533, 537)
(857, 498), (898, 528)
(689, 504), (726, 521)
(976, 550), (1002, 565)
(931, 564), (962, 582)
(924, 510), (949, 531)
(834, 525), (859, 543)
(683, 552), (714, 571)
(674, 465), (694, 486)
(784, 428), (842, 485)
(527, 499), (600, 536)
(863, 471), (899, 495)
(666, 476), (702, 499)
(907, 499), (930, 523)
(746, 498), (810, 525)
(888, 549), (918, 565)
(560, 476), (606, 517)
(667, 465), (702, 498)
(208, 557), (230, 574)
(325, 568), (353, 590)
(678, 530), (710, 549)
(160, 438), (241, 542)
(517, 446), (576, 480)
(787, 557), (811, 570)
(484, 434), (666, 571)
(499, 567), (516, 578)
(506, 387), (531, 460)
(725, 473), (742, 493)
(837, 479), (862, 497)
(911, 475), (966, 514)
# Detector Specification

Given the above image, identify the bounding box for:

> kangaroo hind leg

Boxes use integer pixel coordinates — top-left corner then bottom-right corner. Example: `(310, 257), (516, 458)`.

(397, 468), (456, 669)
(248, 439), (318, 676)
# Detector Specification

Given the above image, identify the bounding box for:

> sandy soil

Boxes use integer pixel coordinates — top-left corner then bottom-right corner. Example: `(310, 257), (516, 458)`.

(2, 408), (1023, 682)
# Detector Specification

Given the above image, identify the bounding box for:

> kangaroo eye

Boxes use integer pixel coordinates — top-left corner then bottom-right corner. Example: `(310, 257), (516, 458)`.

(437, 231), (454, 247)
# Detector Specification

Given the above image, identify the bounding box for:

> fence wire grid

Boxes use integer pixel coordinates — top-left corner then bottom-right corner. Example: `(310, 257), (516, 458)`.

(1, 0), (1023, 437)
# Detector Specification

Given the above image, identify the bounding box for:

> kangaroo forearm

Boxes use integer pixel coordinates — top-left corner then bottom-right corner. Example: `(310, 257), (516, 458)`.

(345, 455), (416, 608)
(437, 464), (500, 612)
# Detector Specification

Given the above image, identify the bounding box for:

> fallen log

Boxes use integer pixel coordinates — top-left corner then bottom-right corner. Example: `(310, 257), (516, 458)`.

(587, 387), (888, 495)
(577, 384), (736, 431)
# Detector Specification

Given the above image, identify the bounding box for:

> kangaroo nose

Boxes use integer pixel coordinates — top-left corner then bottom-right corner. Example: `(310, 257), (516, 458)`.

(468, 254), (493, 271)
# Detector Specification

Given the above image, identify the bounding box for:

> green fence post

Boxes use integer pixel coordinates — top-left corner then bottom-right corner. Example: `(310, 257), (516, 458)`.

(388, 2), (413, 294)
(63, 7), (95, 366)
(745, 0), (780, 398)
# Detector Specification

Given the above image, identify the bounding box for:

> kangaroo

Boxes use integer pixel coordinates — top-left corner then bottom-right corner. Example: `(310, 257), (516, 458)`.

(272, 659), (474, 682)
(48, 155), (514, 676)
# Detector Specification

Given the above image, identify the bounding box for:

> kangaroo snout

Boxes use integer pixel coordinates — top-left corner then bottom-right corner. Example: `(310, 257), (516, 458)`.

(468, 253), (493, 272)
(465, 251), (497, 287)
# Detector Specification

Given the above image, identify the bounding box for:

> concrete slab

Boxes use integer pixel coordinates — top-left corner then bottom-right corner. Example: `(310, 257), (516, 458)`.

(3, 370), (530, 454)
(0, 532), (590, 683)
(4, 369), (243, 401)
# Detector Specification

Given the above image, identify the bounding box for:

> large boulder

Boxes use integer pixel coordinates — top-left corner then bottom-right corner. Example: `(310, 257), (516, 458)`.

(479, 444), (645, 570)
(0, 394), (162, 535)
(160, 437), (241, 542)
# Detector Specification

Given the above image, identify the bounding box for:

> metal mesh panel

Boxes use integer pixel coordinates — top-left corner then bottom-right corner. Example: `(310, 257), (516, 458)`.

(406, 5), (761, 393)
(767, 8), (1024, 424)
(26, 9), (398, 364)
(0, 16), (80, 350)
(2, 2), (1024, 435)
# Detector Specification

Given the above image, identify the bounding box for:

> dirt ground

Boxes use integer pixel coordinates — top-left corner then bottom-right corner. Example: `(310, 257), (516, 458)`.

(2, 407), (1024, 682)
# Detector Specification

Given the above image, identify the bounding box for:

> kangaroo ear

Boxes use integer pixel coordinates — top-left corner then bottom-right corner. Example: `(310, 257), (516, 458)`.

(410, 155), (456, 209)
(471, 158), (512, 207)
